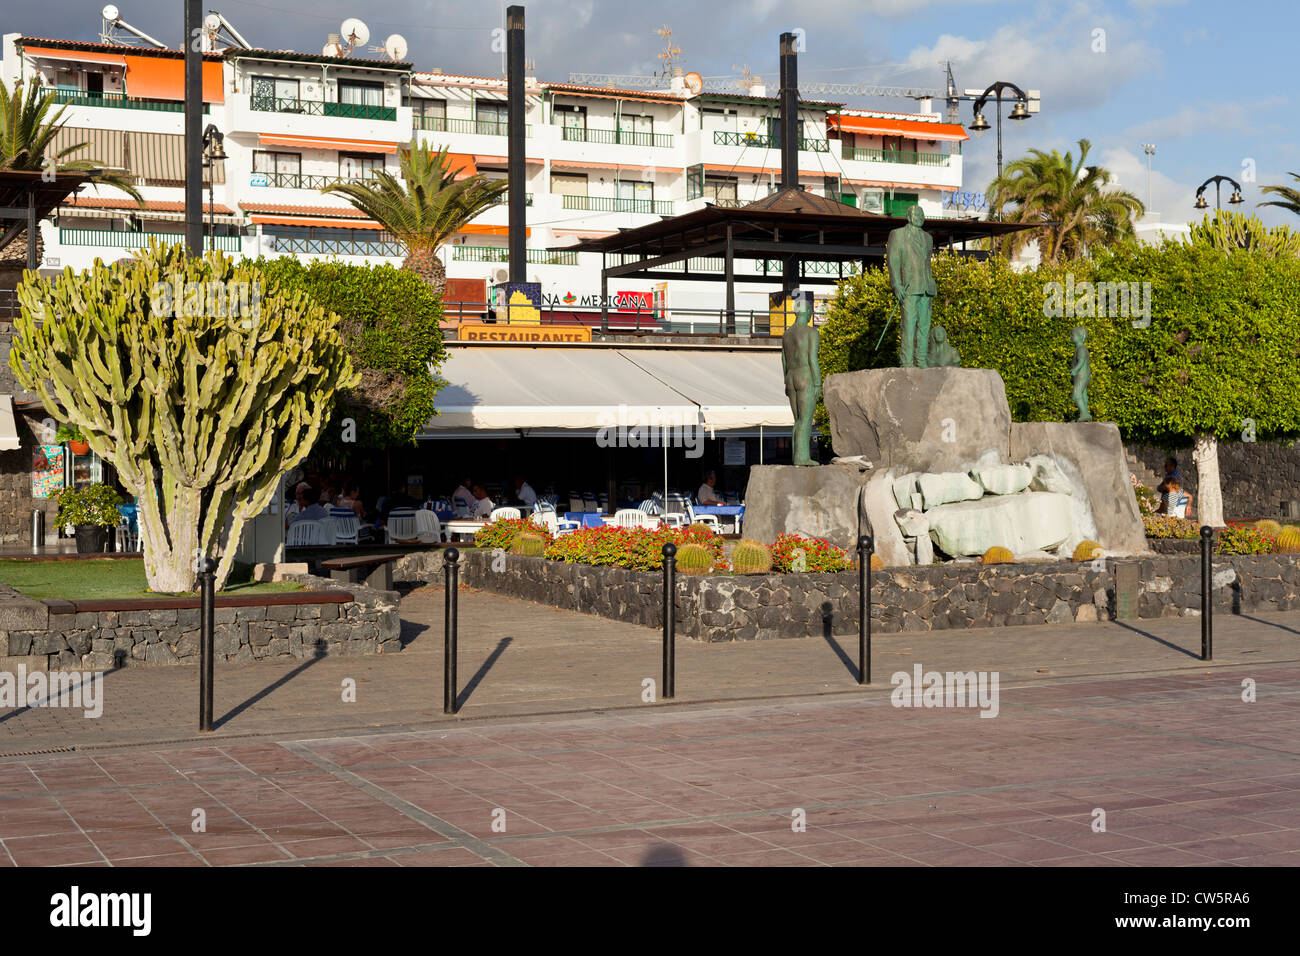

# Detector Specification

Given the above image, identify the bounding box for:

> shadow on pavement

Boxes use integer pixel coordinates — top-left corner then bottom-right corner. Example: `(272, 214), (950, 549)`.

(215, 653), (327, 729)
(457, 637), (512, 709)
(1114, 621), (1201, 659)
(640, 844), (691, 866)
(1236, 613), (1300, 637)
(819, 601), (858, 680)
(0, 666), (123, 725)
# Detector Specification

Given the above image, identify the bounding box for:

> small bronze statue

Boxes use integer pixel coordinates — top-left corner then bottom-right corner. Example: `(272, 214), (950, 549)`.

(782, 289), (821, 466)
(928, 324), (962, 368)
(886, 204), (937, 368)
(1070, 325), (1092, 422)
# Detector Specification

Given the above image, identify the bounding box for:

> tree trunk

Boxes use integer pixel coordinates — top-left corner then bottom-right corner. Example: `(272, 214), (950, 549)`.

(1192, 433), (1225, 528)
(403, 246), (446, 298)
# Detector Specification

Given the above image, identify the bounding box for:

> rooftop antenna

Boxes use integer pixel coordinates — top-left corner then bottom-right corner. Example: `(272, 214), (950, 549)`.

(338, 18), (370, 56)
(99, 5), (168, 49)
(369, 33), (408, 62)
(656, 26), (680, 81)
(208, 10), (252, 50)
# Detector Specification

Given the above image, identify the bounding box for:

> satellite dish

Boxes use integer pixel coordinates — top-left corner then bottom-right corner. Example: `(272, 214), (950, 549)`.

(340, 17), (370, 48)
(684, 72), (703, 94)
(385, 33), (408, 61)
(204, 13), (221, 32)
(101, 4), (120, 22)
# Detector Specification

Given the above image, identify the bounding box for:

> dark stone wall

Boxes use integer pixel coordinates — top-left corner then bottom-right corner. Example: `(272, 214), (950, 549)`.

(1125, 439), (1300, 519)
(450, 548), (1300, 642)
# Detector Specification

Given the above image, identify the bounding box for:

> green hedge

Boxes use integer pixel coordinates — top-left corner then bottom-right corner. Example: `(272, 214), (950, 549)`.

(819, 242), (1300, 446)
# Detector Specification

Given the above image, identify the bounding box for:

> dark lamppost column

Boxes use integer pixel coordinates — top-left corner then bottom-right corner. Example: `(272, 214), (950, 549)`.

(506, 6), (526, 283)
(1194, 175), (1244, 212)
(184, 0), (204, 256)
(968, 81), (1031, 219)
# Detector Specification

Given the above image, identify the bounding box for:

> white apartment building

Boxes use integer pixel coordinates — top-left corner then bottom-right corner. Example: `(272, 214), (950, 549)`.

(1, 32), (970, 319)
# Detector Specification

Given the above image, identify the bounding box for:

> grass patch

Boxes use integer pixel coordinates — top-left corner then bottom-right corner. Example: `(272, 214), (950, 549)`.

(0, 559), (303, 601)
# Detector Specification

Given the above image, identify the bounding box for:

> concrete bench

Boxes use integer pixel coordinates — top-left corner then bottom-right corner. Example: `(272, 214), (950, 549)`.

(320, 553), (403, 591)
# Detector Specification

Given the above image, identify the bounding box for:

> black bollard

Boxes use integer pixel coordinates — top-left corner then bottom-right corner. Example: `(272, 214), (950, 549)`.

(662, 542), (676, 700)
(1200, 526), (1213, 661)
(444, 548), (460, 714)
(198, 557), (216, 732)
(858, 535), (873, 685)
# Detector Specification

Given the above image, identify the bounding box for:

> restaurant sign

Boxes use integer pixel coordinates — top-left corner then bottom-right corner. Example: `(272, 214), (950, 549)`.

(458, 323), (592, 343)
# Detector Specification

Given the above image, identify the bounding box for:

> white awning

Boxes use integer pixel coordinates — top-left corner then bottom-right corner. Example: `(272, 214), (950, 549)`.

(426, 347), (794, 433)
(0, 396), (20, 451)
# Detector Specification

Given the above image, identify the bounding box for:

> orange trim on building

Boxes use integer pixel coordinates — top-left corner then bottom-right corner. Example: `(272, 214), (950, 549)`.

(250, 214), (384, 230)
(828, 115), (968, 142)
(473, 154), (545, 166)
(63, 196), (235, 214)
(455, 225), (531, 237)
(550, 159), (682, 174)
(22, 46), (126, 66)
(258, 134), (397, 154)
(239, 202), (369, 217)
(123, 55), (224, 102)
(445, 153), (477, 178)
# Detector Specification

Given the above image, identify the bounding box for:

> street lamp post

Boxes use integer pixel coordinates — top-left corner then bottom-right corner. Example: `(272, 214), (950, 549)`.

(1194, 175), (1244, 211)
(200, 125), (226, 252)
(968, 81), (1032, 182)
(1141, 143), (1156, 212)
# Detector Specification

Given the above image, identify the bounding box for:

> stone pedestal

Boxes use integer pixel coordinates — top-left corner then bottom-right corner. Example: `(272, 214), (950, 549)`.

(742, 463), (871, 552)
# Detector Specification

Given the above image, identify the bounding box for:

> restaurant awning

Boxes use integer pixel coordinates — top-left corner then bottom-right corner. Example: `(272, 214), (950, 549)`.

(425, 346), (793, 433)
(0, 396), (20, 451)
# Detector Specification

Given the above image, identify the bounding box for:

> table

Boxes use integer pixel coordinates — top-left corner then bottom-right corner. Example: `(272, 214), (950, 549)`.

(444, 520), (487, 541)
(564, 513), (610, 529)
(693, 505), (745, 533)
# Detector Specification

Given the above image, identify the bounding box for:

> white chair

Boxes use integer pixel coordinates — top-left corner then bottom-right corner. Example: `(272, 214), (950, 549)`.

(386, 508), (419, 544)
(685, 502), (721, 531)
(490, 506), (521, 522)
(287, 519), (328, 547)
(326, 507), (360, 545)
(452, 500), (472, 518)
(614, 508), (659, 529)
(115, 516), (139, 552)
(414, 508), (443, 543)
(582, 495), (599, 513)
(639, 498), (660, 515)
(532, 510), (579, 536)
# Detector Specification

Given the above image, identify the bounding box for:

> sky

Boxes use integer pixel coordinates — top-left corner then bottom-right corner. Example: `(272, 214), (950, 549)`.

(8, 0), (1297, 227)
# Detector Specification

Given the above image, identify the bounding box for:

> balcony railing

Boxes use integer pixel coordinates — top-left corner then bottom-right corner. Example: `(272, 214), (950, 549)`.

(841, 144), (951, 167)
(248, 170), (382, 189)
(713, 130), (830, 152)
(269, 235), (404, 257)
(58, 228), (240, 251)
(49, 88), (208, 113)
(252, 97), (396, 122)
(452, 245), (578, 266)
(490, 193), (534, 206)
(560, 126), (673, 148)
(414, 116), (533, 136)
(560, 194), (673, 216)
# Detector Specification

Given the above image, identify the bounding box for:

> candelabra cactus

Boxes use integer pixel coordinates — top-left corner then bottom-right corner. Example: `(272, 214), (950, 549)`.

(10, 242), (357, 592)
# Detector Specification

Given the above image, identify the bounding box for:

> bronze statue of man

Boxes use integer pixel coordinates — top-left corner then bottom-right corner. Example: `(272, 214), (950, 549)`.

(886, 204), (937, 368)
(781, 289), (820, 466)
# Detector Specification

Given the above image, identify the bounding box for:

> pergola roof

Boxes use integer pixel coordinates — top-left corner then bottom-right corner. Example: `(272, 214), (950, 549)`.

(0, 169), (93, 256)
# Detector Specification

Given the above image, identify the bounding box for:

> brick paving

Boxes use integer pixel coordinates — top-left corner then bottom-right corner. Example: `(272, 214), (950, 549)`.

(0, 586), (1298, 865)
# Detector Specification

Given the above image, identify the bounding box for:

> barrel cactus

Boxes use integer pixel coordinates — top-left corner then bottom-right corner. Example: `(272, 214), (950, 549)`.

(1277, 526), (1300, 553)
(731, 540), (773, 574)
(981, 546), (1014, 565)
(1072, 540), (1104, 562)
(510, 532), (547, 557)
(870, 553), (884, 570)
(675, 542), (714, 574)
(1254, 519), (1282, 536)
(10, 241), (356, 592)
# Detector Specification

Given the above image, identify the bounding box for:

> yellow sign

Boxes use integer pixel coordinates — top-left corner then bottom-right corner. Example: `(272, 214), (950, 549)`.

(506, 289), (541, 325)
(769, 290), (793, 336)
(459, 323), (593, 343)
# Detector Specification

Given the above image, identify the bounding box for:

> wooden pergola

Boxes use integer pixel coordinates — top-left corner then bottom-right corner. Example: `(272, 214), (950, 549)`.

(0, 169), (93, 270)
(560, 187), (1037, 333)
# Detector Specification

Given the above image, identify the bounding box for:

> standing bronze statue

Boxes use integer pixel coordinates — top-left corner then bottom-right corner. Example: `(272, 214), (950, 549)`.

(1070, 325), (1092, 421)
(886, 204), (937, 368)
(782, 289), (820, 466)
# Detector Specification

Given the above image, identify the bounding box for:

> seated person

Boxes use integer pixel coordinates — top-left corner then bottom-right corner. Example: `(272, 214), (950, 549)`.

(1156, 456), (1182, 513)
(1166, 479), (1192, 519)
(382, 483), (419, 518)
(288, 485), (329, 525)
(451, 477), (476, 515)
(514, 475), (538, 508)
(697, 470), (723, 506)
(470, 485), (495, 518)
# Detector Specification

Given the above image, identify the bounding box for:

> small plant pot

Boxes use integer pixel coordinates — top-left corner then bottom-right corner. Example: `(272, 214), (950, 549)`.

(73, 524), (108, 554)
(68, 440), (90, 456)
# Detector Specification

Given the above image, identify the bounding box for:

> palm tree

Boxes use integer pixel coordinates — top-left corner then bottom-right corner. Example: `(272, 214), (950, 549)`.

(323, 141), (509, 295)
(1259, 172), (1300, 217)
(0, 78), (142, 264)
(986, 138), (1144, 263)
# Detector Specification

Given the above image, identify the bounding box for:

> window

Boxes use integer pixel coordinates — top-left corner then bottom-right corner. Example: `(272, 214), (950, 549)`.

(616, 180), (653, 204)
(549, 173), (588, 197)
(824, 176), (841, 200)
(617, 113), (652, 143)
(476, 100), (507, 133)
(253, 151), (301, 186)
(338, 80), (383, 107)
(553, 103), (587, 135)
(701, 107), (732, 133)
(884, 191), (917, 216)
(339, 152), (383, 180)
(250, 76), (300, 111)
(704, 176), (737, 205)
(860, 190), (884, 213)
(405, 96), (446, 117)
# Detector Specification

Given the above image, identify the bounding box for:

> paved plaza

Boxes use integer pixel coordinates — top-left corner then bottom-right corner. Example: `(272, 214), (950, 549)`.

(0, 586), (1297, 866)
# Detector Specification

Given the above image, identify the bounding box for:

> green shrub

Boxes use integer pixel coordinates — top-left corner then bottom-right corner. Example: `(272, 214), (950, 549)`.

(475, 517), (552, 552)
(1143, 515), (1200, 539)
(731, 540), (773, 574)
(770, 533), (853, 573)
(543, 523), (723, 572)
(55, 483), (123, 528)
(1216, 524), (1277, 555)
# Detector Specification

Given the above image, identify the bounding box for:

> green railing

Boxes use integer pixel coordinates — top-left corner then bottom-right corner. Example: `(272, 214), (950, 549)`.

(713, 130), (829, 152)
(414, 115), (533, 136)
(490, 193), (534, 206)
(50, 88), (208, 113)
(452, 245), (578, 265)
(58, 228), (240, 251)
(270, 235), (404, 256)
(249, 170), (382, 189)
(252, 97), (396, 121)
(560, 126), (673, 148)
(841, 144), (951, 167)
(561, 194), (672, 215)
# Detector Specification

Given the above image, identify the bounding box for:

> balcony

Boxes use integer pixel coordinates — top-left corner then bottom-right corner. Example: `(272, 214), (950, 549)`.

(414, 116), (533, 137)
(58, 228), (240, 251)
(560, 126), (673, 149)
(452, 245), (578, 266)
(248, 170), (382, 190)
(489, 193), (534, 206)
(560, 194), (673, 216)
(252, 97), (397, 122)
(713, 130), (829, 153)
(841, 144), (951, 167)
(49, 88), (208, 114)
(270, 235), (404, 257)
